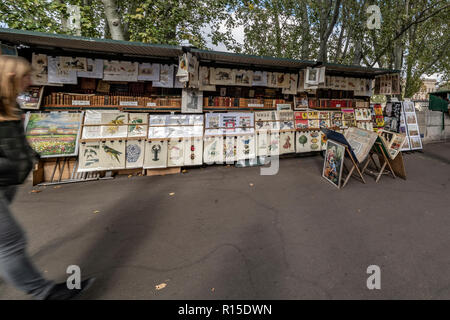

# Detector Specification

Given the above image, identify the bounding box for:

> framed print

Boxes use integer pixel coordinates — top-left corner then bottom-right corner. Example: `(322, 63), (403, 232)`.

(77, 58), (104, 78)
(210, 68), (235, 85)
(322, 140), (345, 189)
(59, 56), (87, 71)
(99, 140), (126, 170)
(47, 56), (78, 84)
(234, 69), (253, 86)
(305, 67), (319, 85)
(409, 136), (423, 150)
(138, 63), (160, 81)
(252, 71), (267, 86)
(199, 66), (216, 91)
(78, 142), (101, 172)
(403, 101), (415, 113)
(17, 86), (44, 110)
(144, 140), (168, 169)
(25, 112), (83, 158)
(182, 89), (203, 113)
(125, 140), (145, 169)
(152, 64), (174, 88)
(103, 60), (138, 82)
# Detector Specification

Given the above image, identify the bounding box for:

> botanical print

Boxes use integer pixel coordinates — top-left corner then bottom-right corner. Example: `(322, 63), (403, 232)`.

(182, 89), (203, 113)
(31, 53), (48, 85)
(268, 133), (280, 156)
(59, 56), (87, 71)
(183, 137), (203, 166)
(224, 136), (236, 162)
(152, 64), (175, 88)
(126, 140), (145, 169)
(167, 139), (185, 167)
(77, 59), (104, 79)
(103, 60), (138, 82)
(296, 131), (311, 153)
(322, 140), (345, 189)
(47, 56), (78, 84)
(128, 113), (148, 138)
(236, 134), (256, 160)
(138, 63), (160, 81)
(343, 127), (378, 163)
(143, 140), (168, 169)
(234, 69), (253, 86)
(25, 112), (82, 158)
(309, 131), (321, 151)
(257, 132), (268, 156)
(280, 131), (295, 154)
(78, 142), (101, 172)
(203, 136), (224, 164)
(99, 140), (126, 170)
(252, 71), (267, 86)
(320, 131), (328, 151)
(101, 112), (128, 138)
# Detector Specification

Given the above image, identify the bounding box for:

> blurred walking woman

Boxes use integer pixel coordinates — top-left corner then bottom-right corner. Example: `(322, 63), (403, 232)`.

(0, 56), (93, 299)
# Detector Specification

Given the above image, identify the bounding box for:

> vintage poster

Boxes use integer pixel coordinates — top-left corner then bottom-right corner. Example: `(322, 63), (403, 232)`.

(268, 132), (280, 156)
(25, 112), (82, 158)
(236, 134), (256, 160)
(343, 127), (378, 163)
(137, 63), (160, 81)
(78, 142), (101, 172)
(77, 58), (104, 79)
(181, 89), (203, 113)
(128, 113), (148, 138)
(125, 140), (145, 168)
(322, 140), (345, 189)
(252, 71), (267, 86)
(144, 140), (168, 169)
(280, 131), (295, 154)
(31, 53), (48, 85)
(183, 137), (203, 166)
(203, 136), (224, 164)
(47, 56), (78, 84)
(17, 86), (44, 110)
(100, 112), (128, 138)
(103, 60), (138, 82)
(99, 140), (126, 170)
(167, 139), (185, 167)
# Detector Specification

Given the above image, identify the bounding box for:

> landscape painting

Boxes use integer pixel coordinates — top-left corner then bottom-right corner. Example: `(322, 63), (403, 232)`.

(25, 112), (82, 158)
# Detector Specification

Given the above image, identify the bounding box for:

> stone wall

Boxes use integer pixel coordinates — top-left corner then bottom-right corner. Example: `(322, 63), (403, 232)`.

(416, 110), (450, 143)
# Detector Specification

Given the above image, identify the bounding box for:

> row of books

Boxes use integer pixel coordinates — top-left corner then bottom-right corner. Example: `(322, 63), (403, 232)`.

(306, 99), (370, 109)
(203, 97), (290, 108)
(42, 93), (182, 107)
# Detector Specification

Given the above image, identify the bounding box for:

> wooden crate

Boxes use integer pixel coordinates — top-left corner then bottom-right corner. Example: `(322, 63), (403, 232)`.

(145, 167), (181, 176)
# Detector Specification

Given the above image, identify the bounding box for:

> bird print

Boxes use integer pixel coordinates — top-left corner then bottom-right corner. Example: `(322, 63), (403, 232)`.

(102, 145), (122, 162)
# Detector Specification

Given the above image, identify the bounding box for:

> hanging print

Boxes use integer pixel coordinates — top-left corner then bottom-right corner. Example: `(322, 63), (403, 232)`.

(128, 113), (148, 138)
(257, 132), (269, 156)
(280, 131), (295, 154)
(78, 142), (101, 172)
(103, 60), (138, 82)
(144, 140), (168, 169)
(183, 137), (203, 166)
(125, 140), (145, 168)
(77, 58), (104, 79)
(167, 139), (185, 167)
(322, 140), (345, 189)
(224, 136), (236, 162)
(203, 135), (224, 164)
(101, 112), (128, 138)
(236, 134), (256, 160)
(99, 140), (126, 170)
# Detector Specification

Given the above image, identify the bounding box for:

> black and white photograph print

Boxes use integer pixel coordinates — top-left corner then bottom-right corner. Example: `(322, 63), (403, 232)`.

(182, 88), (203, 114)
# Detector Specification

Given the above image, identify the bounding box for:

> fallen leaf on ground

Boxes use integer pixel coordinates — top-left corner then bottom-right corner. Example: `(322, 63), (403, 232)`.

(249, 183), (254, 187)
(128, 175), (133, 178)
(211, 288), (215, 292)
(93, 210), (100, 214)
(357, 209), (361, 213)
(30, 190), (41, 193)
(155, 283), (167, 290)
(169, 192), (175, 196)
(53, 186), (61, 189)
(182, 169), (188, 173)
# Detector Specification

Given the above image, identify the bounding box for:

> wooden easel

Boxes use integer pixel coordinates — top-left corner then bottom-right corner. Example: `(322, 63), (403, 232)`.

(341, 146), (366, 188)
(361, 142), (396, 182)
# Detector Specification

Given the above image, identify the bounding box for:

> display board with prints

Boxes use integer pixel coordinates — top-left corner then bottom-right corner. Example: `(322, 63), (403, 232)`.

(402, 101), (423, 150)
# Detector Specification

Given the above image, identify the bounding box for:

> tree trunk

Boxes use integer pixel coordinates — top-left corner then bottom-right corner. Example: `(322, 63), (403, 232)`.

(300, 1), (310, 60)
(101, 0), (125, 40)
(317, 0), (342, 63)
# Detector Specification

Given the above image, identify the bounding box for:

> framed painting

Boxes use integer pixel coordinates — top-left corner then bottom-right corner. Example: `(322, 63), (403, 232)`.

(25, 112), (82, 158)
(322, 140), (345, 189)
(144, 140), (168, 169)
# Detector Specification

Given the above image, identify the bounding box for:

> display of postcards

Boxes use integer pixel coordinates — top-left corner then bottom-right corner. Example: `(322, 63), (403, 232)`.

(252, 71), (268, 86)
(103, 60), (138, 82)
(167, 139), (185, 167)
(199, 66), (216, 91)
(236, 135), (256, 160)
(234, 69), (253, 86)
(99, 140), (126, 170)
(280, 120), (295, 130)
(77, 58), (103, 79)
(144, 140), (168, 169)
(403, 101), (415, 113)
(308, 119), (320, 129)
(295, 119), (309, 129)
(31, 53), (48, 85)
(152, 64), (175, 88)
(410, 136), (422, 150)
(280, 131), (295, 154)
(100, 113), (128, 138)
(319, 119), (331, 128)
(47, 56), (78, 84)
(211, 68), (235, 85)
(127, 113), (148, 138)
(407, 124), (419, 137)
(331, 112), (343, 128)
(257, 132), (269, 156)
(78, 142), (101, 172)
(183, 137), (203, 166)
(223, 136), (236, 162)
(203, 136), (224, 164)
(205, 113), (221, 129)
(138, 63), (160, 81)
(125, 140), (145, 169)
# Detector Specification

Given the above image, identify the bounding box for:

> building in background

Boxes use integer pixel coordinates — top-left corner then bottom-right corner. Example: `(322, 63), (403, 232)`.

(413, 78), (437, 109)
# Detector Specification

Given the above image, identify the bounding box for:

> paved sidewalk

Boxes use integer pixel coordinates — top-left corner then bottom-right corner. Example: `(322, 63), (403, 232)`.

(1, 142), (449, 299)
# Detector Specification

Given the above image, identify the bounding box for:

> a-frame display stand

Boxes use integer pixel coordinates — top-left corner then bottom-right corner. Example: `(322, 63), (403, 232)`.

(362, 141), (397, 182)
(341, 145), (366, 188)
